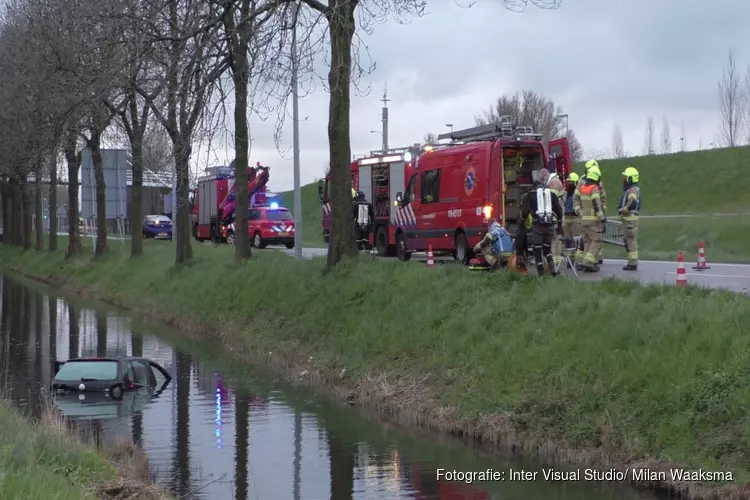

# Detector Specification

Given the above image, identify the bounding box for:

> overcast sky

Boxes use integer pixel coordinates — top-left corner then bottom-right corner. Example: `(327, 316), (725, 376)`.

(191, 0), (750, 192)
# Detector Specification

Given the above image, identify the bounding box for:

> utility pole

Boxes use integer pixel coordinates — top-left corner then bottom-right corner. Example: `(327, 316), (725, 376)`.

(291, 1), (302, 260)
(381, 87), (390, 152)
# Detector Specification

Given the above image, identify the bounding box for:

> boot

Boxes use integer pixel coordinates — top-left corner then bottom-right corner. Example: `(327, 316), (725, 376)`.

(598, 258), (604, 265)
(583, 264), (600, 273)
(623, 263), (638, 271)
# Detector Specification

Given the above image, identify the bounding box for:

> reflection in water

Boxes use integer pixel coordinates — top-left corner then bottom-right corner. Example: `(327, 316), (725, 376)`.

(0, 275), (665, 500)
(234, 389), (249, 500)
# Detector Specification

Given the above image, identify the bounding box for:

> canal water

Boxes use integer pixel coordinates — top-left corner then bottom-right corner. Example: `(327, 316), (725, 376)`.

(0, 274), (664, 500)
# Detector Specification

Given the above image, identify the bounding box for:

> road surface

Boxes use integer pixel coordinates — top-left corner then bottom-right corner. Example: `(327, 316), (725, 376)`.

(280, 247), (750, 294)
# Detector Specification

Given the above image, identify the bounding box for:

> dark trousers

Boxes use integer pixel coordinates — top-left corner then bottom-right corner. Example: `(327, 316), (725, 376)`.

(531, 225), (555, 275)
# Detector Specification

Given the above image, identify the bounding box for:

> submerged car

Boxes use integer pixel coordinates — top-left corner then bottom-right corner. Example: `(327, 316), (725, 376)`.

(54, 379), (170, 420)
(142, 215), (172, 240)
(52, 357), (171, 400)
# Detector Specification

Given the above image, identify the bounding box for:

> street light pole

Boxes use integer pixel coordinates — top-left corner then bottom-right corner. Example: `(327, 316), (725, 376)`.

(445, 123), (453, 133)
(291, 1), (302, 260)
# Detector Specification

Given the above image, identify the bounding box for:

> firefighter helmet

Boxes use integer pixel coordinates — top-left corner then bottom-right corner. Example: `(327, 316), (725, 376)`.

(567, 172), (579, 183)
(585, 159), (599, 171)
(622, 167), (639, 184)
(586, 166), (602, 182)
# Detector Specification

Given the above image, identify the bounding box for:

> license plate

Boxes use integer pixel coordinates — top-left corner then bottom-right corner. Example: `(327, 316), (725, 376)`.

(158, 232), (168, 237)
(279, 232), (288, 236)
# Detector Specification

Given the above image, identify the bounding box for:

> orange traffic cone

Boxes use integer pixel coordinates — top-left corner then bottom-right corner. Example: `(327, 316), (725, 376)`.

(692, 240), (711, 271)
(426, 245), (435, 268)
(676, 251), (687, 287)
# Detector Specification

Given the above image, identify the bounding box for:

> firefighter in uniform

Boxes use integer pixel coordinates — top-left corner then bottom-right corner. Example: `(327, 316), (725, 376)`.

(578, 159), (607, 264)
(574, 165), (605, 272)
(546, 169), (565, 270)
(471, 220), (513, 269)
(618, 167), (641, 271)
(521, 170), (563, 276)
(562, 172), (580, 264)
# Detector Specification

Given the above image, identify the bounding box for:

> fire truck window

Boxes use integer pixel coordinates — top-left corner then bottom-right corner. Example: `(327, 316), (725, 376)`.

(404, 174), (417, 204)
(420, 170), (440, 204)
(249, 210), (261, 221)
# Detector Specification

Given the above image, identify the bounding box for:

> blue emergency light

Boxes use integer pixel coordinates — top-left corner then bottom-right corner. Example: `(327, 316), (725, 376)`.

(270, 201), (279, 209)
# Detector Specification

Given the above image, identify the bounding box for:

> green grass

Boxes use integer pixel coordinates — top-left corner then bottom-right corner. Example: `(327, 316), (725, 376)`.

(0, 401), (116, 499)
(3, 240), (750, 488)
(603, 216), (750, 263)
(575, 146), (750, 215)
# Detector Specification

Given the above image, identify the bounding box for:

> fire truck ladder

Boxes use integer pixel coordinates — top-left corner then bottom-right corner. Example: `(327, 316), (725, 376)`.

(368, 144), (421, 157)
(437, 121), (542, 143)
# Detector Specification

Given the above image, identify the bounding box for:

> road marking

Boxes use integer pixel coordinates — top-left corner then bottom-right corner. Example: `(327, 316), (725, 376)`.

(664, 272), (750, 279)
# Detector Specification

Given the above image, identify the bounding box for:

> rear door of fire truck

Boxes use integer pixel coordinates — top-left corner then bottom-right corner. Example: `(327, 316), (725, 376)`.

(547, 137), (571, 180)
(357, 154), (406, 256)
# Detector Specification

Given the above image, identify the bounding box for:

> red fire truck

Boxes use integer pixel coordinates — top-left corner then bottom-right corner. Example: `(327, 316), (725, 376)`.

(353, 122), (570, 262)
(318, 160), (359, 244)
(191, 162), (270, 242)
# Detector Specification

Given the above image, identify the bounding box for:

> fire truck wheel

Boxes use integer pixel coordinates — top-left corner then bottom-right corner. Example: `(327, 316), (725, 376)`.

(396, 232), (411, 261)
(253, 231), (266, 249)
(453, 232), (471, 265)
(226, 231), (235, 246)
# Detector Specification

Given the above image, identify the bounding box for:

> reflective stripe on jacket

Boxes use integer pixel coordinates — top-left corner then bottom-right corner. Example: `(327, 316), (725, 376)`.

(574, 182), (604, 224)
(618, 185), (641, 221)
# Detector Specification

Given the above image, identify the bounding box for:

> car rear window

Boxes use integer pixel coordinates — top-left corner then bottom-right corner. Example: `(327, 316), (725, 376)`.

(265, 210), (293, 221)
(55, 361), (118, 381)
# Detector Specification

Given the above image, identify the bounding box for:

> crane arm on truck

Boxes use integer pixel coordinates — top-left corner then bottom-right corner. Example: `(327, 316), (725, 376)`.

(219, 165), (270, 222)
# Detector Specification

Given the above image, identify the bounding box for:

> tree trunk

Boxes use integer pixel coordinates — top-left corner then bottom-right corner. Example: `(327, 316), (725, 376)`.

(22, 182), (33, 251)
(65, 144), (83, 257)
(173, 137), (193, 264)
(325, 2), (358, 270)
(9, 177), (23, 246)
(130, 136), (145, 257)
(35, 162), (44, 251)
(232, 50), (252, 261)
(49, 155), (58, 251)
(90, 133), (109, 256)
(0, 179), (10, 244)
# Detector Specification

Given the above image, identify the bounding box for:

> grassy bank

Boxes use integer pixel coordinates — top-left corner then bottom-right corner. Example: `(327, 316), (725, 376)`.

(575, 146), (750, 215)
(2, 241), (750, 498)
(276, 182), (325, 246)
(0, 400), (169, 499)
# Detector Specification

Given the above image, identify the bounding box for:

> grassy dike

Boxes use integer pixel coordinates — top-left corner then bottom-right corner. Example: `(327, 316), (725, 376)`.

(3, 241), (750, 499)
(0, 400), (170, 499)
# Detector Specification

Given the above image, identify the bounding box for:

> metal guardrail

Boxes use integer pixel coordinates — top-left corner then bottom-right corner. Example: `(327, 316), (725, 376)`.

(603, 220), (625, 247)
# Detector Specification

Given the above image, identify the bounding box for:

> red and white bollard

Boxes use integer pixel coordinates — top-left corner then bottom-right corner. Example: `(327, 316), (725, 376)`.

(676, 251), (687, 287)
(426, 245), (435, 268)
(692, 240), (711, 271)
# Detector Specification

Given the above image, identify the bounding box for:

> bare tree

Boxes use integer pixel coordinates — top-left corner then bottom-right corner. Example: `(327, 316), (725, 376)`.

(475, 90), (584, 161)
(423, 132), (437, 143)
(680, 122), (687, 152)
(145, 0), (228, 265)
(660, 115), (672, 154)
(611, 123), (625, 158)
(643, 116), (655, 155)
(718, 50), (744, 147)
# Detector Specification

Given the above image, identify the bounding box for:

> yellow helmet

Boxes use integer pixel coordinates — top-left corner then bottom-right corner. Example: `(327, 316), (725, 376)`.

(587, 165), (601, 182)
(622, 167), (639, 184)
(585, 159), (600, 171)
(567, 172), (579, 183)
